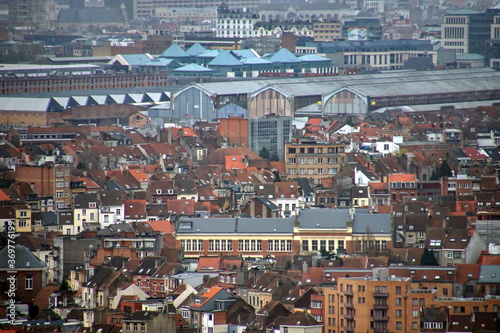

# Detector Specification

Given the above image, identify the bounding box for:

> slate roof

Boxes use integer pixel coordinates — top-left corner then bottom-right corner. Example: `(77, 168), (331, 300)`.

(298, 209), (350, 229)
(121, 54), (153, 65)
(255, 196), (278, 210)
(478, 265), (500, 283)
(352, 211), (391, 234)
(177, 217), (294, 234)
(0, 245), (47, 269)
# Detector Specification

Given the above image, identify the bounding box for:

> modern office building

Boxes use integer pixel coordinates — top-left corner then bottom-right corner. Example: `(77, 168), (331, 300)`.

(442, 7), (500, 56)
(248, 116), (292, 161)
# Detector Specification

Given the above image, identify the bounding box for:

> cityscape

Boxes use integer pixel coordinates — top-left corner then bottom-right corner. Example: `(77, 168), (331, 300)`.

(0, 0), (500, 332)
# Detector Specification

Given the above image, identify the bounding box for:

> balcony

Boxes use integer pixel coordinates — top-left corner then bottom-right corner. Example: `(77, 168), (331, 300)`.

(374, 329), (389, 333)
(344, 326), (355, 333)
(344, 302), (354, 308)
(344, 289), (354, 296)
(373, 304), (388, 310)
(373, 315), (389, 321)
(344, 313), (354, 320)
(373, 291), (388, 297)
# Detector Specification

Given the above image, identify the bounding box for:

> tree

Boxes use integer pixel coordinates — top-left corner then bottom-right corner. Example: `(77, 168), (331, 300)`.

(270, 152), (279, 161)
(421, 247), (439, 266)
(430, 169), (438, 181)
(273, 170), (281, 182)
(319, 248), (338, 260)
(60, 279), (70, 291)
(438, 160), (453, 178)
(259, 146), (270, 159)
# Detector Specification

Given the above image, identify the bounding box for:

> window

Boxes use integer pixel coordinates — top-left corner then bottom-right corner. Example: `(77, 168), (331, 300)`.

(318, 158), (323, 164)
(396, 310), (402, 318)
(396, 322), (402, 330)
(423, 322), (443, 329)
(56, 181), (64, 187)
(396, 286), (401, 294)
(19, 220), (27, 228)
(311, 301), (322, 309)
(288, 158), (296, 164)
(312, 240), (318, 251)
(89, 202), (96, 208)
(412, 322), (418, 330)
(412, 310), (419, 318)
(25, 275), (33, 290)
(299, 158), (305, 164)
(396, 297), (402, 306)
(302, 240), (309, 251)
(308, 158), (314, 164)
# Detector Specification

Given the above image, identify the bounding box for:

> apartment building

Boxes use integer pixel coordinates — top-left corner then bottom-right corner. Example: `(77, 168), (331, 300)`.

(5, 164), (71, 210)
(313, 21), (342, 41)
(284, 139), (347, 186)
(216, 4), (258, 38)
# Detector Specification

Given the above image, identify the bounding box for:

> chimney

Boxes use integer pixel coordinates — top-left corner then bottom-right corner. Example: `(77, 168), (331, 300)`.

(302, 261), (308, 274)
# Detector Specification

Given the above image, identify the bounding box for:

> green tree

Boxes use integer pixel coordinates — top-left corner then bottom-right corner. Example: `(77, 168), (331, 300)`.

(273, 170), (281, 182)
(319, 248), (338, 260)
(438, 160), (453, 178)
(430, 169), (438, 180)
(270, 152), (279, 161)
(421, 247), (439, 266)
(259, 146), (270, 159)
(60, 279), (70, 291)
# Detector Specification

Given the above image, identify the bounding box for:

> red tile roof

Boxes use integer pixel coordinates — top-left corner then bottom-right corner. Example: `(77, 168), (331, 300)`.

(197, 257), (221, 271)
(389, 174), (417, 182)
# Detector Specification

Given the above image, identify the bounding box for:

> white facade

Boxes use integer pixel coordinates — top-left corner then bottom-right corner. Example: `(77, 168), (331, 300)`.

(216, 9), (258, 38)
(99, 204), (124, 227)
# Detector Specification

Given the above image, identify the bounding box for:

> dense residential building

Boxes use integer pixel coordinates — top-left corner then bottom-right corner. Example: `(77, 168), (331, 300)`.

(284, 139), (348, 185)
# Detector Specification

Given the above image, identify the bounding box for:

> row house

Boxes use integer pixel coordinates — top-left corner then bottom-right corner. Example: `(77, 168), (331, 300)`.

(440, 174), (481, 196)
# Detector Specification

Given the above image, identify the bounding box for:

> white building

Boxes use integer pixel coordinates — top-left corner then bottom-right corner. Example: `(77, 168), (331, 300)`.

(216, 4), (258, 38)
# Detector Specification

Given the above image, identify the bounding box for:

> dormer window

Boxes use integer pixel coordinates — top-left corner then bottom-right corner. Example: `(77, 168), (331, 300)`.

(156, 189), (162, 194)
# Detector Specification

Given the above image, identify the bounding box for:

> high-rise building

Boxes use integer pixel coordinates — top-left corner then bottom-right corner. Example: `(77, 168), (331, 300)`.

(8, 0), (56, 30)
(248, 116), (292, 161)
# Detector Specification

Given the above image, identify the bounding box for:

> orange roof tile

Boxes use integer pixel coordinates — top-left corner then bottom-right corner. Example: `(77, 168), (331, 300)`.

(190, 286), (223, 308)
(389, 174), (417, 182)
(145, 220), (175, 234)
(0, 189), (11, 202)
(225, 155), (247, 169)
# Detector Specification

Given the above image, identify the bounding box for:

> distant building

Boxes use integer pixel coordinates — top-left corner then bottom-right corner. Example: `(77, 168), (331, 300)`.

(442, 8), (500, 57)
(216, 3), (259, 38)
(284, 139), (348, 186)
(249, 116), (292, 160)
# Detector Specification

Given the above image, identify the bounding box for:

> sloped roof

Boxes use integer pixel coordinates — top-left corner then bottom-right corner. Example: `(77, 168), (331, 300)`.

(299, 54), (331, 62)
(186, 43), (206, 56)
(121, 54), (153, 65)
(0, 244), (47, 269)
(268, 48), (301, 63)
(173, 63), (213, 72)
(208, 50), (242, 66)
(160, 43), (190, 58)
